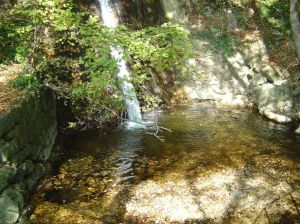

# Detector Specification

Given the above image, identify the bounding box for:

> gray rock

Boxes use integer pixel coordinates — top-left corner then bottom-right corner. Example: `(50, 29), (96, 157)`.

(205, 6), (212, 16)
(256, 83), (293, 123)
(0, 142), (19, 163)
(3, 129), (16, 142)
(261, 109), (292, 123)
(2, 186), (24, 211)
(29, 163), (45, 181)
(26, 122), (36, 143)
(293, 85), (300, 96)
(260, 64), (280, 83)
(227, 9), (238, 31)
(9, 149), (30, 168)
(15, 124), (29, 149)
(14, 164), (26, 182)
(18, 205), (35, 224)
(34, 114), (45, 134)
(0, 110), (16, 136)
(218, 94), (250, 107)
(24, 159), (35, 176)
(0, 139), (4, 148)
(29, 137), (42, 161)
(250, 74), (266, 87)
(295, 126), (300, 134)
(23, 178), (37, 198)
(291, 71), (300, 81)
(0, 196), (19, 223)
(0, 164), (17, 192)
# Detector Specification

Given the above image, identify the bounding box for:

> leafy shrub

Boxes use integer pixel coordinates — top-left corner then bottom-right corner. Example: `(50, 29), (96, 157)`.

(9, 72), (41, 91)
(191, 30), (238, 57)
(257, 0), (291, 35)
(2, 0), (195, 120)
(0, 20), (25, 64)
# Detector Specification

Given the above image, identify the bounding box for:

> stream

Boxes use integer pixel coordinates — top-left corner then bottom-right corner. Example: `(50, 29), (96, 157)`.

(26, 102), (300, 223)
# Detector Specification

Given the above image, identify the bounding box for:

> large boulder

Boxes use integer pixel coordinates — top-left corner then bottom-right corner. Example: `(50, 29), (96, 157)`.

(252, 82), (293, 123)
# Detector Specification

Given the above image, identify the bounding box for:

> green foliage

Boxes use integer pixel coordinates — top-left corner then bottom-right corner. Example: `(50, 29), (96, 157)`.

(1, 0), (195, 120)
(112, 23), (193, 110)
(208, 0), (228, 9)
(191, 30), (238, 57)
(257, 0), (291, 35)
(0, 17), (26, 63)
(9, 71), (41, 91)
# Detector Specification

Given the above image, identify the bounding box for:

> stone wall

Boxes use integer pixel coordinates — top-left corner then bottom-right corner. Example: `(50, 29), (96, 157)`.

(0, 88), (57, 223)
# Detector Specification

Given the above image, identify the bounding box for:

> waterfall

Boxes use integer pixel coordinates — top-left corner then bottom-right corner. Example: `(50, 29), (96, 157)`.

(99, 0), (143, 123)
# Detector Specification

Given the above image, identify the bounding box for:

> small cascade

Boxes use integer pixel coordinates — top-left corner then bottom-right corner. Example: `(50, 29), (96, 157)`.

(99, 0), (143, 123)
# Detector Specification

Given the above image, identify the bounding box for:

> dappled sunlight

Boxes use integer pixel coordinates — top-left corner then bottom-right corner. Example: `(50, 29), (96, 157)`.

(126, 180), (206, 222)
(126, 173), (231, 222)
(29, 201), (87, 223)
(25, 104), (300, 223)
(124, 166), (297, 223)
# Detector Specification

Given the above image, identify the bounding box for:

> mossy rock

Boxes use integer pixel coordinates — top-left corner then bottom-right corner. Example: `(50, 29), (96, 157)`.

(2, 185), (24, 211)
(0, 141), (19, 163)
(29, 163), (45, 181)
(0, 110), (16, 136)
(0, 163), (17, 192)
(0, 195), (19, 223)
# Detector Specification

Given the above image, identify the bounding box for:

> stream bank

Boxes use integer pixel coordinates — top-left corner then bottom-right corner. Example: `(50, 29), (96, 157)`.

(158, 0), (300, 128)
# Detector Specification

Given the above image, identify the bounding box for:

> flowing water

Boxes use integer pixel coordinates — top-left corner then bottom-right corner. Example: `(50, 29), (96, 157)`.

(99, 0), (142, 123)
(27, 102), (300, 223)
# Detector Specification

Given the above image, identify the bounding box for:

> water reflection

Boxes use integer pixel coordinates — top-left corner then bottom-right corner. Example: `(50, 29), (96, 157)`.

(27, 102), (300, 223)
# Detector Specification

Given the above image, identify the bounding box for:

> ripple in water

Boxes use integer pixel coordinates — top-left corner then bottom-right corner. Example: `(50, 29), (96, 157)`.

(27, 102), (300, 223)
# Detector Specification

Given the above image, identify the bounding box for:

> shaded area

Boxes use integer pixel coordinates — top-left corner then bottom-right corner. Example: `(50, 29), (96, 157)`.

(118, 0), (167, 28)
(25, 103), (300, 223)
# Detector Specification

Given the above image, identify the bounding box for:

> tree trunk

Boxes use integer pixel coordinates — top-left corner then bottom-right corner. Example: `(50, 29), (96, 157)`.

(290, 0), (300, 65)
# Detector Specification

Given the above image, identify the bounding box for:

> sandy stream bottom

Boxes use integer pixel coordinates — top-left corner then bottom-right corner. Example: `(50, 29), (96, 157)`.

(25, 105), (300, 223)
(26, 145), (300, 224)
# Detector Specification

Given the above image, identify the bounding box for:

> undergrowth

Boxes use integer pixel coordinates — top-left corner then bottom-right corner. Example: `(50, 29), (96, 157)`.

(191, 30), (238, 57)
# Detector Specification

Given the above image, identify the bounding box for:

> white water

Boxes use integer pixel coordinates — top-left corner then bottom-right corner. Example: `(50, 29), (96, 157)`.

(99, 0), (143, 123)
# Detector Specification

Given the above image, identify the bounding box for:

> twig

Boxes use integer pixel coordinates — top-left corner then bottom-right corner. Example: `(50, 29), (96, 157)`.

(146, 125), (172, 142)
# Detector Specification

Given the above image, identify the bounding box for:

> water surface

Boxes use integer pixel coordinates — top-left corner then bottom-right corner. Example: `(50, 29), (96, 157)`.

(28, 102), (300, 223)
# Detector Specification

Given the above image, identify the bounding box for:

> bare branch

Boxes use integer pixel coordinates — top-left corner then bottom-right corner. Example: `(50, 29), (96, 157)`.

(146, 125), (172, 142)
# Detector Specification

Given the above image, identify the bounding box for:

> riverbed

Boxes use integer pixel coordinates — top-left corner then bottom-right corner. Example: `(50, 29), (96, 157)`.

(25, 102), (300, 223)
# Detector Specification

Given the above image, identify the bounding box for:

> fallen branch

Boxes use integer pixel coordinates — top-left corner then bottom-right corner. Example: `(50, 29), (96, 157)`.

(146, 125), (172, 142)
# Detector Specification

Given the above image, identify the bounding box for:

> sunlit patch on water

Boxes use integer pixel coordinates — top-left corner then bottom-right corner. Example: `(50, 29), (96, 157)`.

(125, 170), (238, 223)
(25, 102), (300, 223)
